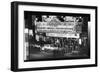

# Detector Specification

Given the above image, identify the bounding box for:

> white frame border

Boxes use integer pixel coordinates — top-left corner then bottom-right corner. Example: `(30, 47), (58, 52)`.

(18, 4), (96, 69)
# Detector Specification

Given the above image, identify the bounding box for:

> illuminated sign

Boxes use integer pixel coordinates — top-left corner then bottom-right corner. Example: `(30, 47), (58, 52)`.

(46, 33), (80, 38)
(36, 18), (77, 33)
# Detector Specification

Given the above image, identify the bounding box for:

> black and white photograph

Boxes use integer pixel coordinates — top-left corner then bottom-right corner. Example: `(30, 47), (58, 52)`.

(24, 11), (90, 61)
(11, 1), (97, 71)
